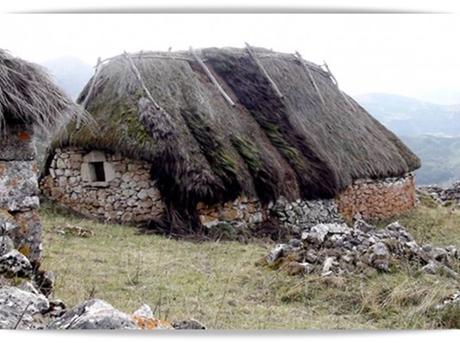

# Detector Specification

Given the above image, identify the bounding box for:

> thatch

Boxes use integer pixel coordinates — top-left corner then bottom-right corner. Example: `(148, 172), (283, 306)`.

(0, 49), (81, 134)
(49, 47), (420, 229)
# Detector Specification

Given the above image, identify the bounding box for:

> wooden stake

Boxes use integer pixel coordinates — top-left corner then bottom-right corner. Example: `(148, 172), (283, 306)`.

(245, 42), (284, 99)
(77, 57), (102, 129)
(294, 51), (326, 107)
(190, 47), (235, 107)
(123, 52), (161, 110)
(323, 60), (357, 112)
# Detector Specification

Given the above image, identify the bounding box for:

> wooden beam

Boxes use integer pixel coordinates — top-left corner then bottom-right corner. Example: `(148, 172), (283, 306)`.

(190, 47), (236, 107)
(245, 42), (284, 99)
(77, 57), (102, 129)
(123, 52), (161, 110)
(294, 51), (326, 107)
(323, 60), (357, 112)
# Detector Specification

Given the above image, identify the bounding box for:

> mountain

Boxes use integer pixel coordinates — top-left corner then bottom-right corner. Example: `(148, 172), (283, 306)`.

(355, 93), (460, 186)
(41, 56), (93, 100)
(355, 93), (460, 137)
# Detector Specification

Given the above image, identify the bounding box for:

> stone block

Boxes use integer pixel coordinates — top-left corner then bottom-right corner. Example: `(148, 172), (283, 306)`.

(0, 125), (35, 161)
(0, 161), (40, 211)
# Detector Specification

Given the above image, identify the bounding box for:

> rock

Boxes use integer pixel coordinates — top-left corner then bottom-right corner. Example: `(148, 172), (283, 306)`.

(445, 245), (458, 259)
(302, 224), (330, 245)
(286, 261), (313, 275)
(322, 257), (335, 275)
(172, 319), (206, 330)
(353, 219), (375, 233)
(132, 304), (153, 318)
(0, 210), (18, 234)
(34, 270), (55, 297)
(48, 299), (138, 329)
(421, 260), (440, 275)
(0, 249), (33, 277)
(304, 250), (318, 263)
(288, 238), (302, 248)
(431, 247), (448, 263)
(18, 281), (40, 295)
(0, 286), (49, 329)
(131, 303), (173, 330)
(369, 242), (390, 271)
(266, 244), (290, 265)
(46, 299), (67, 318)
(0, 235), (14, 256)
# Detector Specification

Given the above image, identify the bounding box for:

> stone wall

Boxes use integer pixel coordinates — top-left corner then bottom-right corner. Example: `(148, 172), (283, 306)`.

(418, 182), (460, 207)
(0, 125), (42, 263)
(42, 148), (417, 230)
(336, 173), (416, 222)
(41, 148), (165, 223)
(197, 196), (343, 233)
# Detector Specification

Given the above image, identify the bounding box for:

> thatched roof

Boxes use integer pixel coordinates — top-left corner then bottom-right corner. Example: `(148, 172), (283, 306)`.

(0, 49), (80, 134)
(51, 47), (420, 211)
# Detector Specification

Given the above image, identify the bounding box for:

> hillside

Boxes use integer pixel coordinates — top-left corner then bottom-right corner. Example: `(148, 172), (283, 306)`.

(401, 135), (460, 186)
(356, 93), (460, 186)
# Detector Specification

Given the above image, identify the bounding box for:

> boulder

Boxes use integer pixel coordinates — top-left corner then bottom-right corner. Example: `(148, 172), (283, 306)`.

(0, 236), (14, 256)
(48, 299), (138, 329)
(0, 286), (49, 329)
(0, 249), (33, 278)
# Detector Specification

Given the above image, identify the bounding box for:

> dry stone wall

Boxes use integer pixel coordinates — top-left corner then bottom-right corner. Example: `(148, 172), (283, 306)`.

(336, 173), (416, 222)
(41, 148), (165, 223)
(0, 125), (42, 263)
(42, 148), (417, 230)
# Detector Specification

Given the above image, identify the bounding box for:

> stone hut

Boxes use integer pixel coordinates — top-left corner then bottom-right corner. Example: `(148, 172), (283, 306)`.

(41, 47), (421, 235)
(0, 49), (79, 264)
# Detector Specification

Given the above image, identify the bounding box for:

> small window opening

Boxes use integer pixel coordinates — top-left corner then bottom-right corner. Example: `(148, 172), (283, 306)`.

(90, 162), (106, 182)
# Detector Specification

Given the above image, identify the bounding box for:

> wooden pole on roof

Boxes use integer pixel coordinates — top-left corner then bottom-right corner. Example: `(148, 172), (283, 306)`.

(189, 47), (236, 107)
(245, 42), (284, 99)
(77, 57), (102, 129)
(322, 60), (357, 112)
(123, 51), (161, 111)
(294, 51), (326, 107)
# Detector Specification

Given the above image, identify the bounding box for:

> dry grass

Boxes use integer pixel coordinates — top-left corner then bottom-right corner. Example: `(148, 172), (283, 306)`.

(40, 202), (460, 329)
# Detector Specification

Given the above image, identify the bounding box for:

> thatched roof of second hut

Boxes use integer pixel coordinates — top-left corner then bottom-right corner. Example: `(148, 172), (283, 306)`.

(52, 47), (420, 207)
(0, 49), (80, 133)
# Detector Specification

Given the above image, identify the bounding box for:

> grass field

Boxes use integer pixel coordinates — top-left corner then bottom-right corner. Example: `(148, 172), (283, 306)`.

(40, 201), (460, 329)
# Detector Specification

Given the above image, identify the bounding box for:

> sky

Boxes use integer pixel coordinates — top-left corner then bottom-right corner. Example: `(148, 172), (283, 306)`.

(1, 13), (460, 104)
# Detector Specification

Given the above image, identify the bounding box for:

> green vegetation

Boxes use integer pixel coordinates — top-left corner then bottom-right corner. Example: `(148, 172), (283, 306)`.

(40, 202), (460, 329)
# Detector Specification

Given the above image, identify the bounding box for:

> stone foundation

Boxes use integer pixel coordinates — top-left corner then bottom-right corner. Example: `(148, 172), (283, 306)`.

(41, 148), (165, 223)
(42, 148), (416, 230)
(336, 173), (416, 222)
(0, 125), (42, 263)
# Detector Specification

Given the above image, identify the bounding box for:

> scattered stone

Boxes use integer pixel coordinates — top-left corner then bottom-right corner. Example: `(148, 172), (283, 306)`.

(54, 224), (94, 238)
(264, 220), (459, 278)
